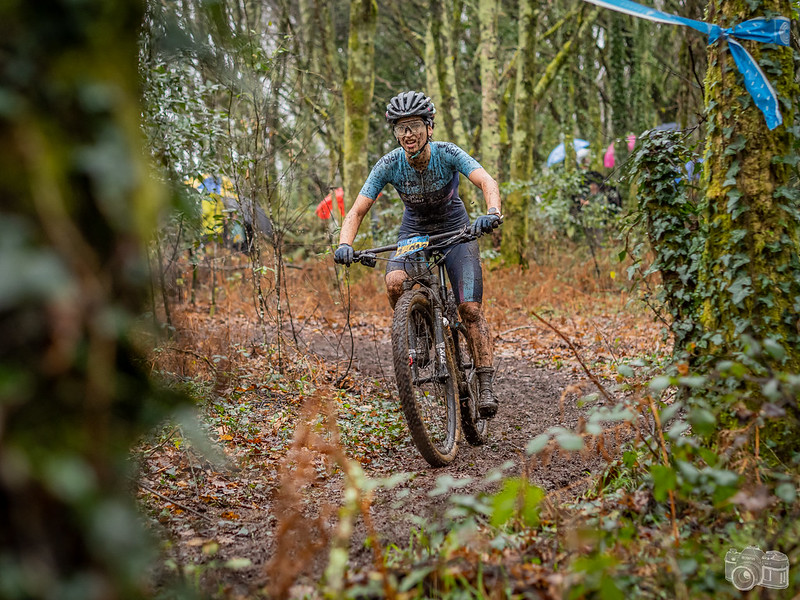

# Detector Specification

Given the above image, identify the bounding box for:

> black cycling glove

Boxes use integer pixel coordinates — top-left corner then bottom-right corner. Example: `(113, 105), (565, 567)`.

(334, 243), (354, 265)
(470, 213), (502, 237)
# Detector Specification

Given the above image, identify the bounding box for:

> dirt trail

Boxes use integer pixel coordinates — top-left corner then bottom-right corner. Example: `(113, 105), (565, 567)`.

(307, 319), (607, 568)
(142, 306), (614, 596)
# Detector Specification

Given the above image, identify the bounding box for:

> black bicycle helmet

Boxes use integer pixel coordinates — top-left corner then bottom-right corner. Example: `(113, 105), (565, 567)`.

(385, 91), (436, 127)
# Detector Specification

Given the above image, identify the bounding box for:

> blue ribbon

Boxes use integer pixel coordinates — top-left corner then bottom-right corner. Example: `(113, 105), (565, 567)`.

(583, 0), (791, 129)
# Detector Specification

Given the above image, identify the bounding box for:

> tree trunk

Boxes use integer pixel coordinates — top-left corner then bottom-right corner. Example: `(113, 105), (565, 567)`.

(499, 5), (600, 265)
(426, 0), (469, 149)
(698, 0), (799, 447)
(343, 0), (377, 227)
(0, 0), (176, 596)
(478, 0), (500, 176)
(500, 0), (538, 265)
(609, 13), (629, 141)
(313, 0), (345, 189)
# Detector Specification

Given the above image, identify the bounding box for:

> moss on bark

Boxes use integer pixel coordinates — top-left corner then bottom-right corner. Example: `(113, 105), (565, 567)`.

(699, 0), (799, 457)
(343, 0), (377, 244)
(699, 0), (799, 368)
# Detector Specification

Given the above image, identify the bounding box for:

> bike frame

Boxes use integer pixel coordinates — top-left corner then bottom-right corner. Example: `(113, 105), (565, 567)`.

(355, 226), (473, 391)
(402, 252), (456, 387)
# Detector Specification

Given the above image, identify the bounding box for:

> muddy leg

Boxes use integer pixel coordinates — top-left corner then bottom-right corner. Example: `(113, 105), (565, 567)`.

(458, 302), (492, 367)
(385, 270), (409, 309)
(459, 301), (497, 418)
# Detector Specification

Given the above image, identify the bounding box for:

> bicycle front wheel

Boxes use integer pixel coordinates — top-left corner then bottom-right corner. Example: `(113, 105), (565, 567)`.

(392, 291), (460, 467)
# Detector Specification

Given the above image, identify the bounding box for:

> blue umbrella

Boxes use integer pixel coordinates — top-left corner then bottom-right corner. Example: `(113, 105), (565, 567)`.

(546, 139), (590, 167)
(675, 158), (703, 183)
(654, 122), (678, 131)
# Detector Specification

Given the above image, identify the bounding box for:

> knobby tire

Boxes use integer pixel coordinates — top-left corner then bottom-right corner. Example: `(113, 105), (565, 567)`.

(392, 291), (459, 467)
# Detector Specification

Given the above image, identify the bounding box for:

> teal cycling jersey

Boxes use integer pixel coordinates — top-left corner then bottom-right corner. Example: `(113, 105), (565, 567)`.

(359, 142), (483, 235)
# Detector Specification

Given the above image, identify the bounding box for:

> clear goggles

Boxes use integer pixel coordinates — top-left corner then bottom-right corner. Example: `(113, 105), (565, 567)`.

(393, 120), (427, 137)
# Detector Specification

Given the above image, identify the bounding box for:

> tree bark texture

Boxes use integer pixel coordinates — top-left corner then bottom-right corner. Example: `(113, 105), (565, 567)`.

(500, 0), (538, 266)
(699, 0), (799, 373)
(427, 0), (470, 151)
(0, 0), (176, 597)
(478, 0), (500, 176)
(343, 0), (377, 218)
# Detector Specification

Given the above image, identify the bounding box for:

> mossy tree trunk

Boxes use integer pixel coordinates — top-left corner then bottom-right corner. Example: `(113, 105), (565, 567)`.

(499, 5), (599, 265)
(0, 0), (176, 596)
(500, 0), (538, 265)
(426, 0), (469, 151)
(426, 0), (474, 209)
(312, 0), (346, 188)
(342, 0), (377, 223)
(478, 0), (500, 176)
(699, 0), (799, 361)
(698, 0), (799, 446)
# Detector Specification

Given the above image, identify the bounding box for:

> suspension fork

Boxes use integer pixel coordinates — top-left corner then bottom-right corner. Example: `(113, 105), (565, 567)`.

(437, 260), (471, 393)
(425, 272), (448, 376)
(433, 259), (461, 379)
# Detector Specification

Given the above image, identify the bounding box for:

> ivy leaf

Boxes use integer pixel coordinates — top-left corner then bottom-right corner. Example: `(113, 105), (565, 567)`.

(723, 134), (747, 156)
(678, 376), (707, 388)
(617, 364), (634, 378)
(555, 432), (584, 451)
(688, 407), (716, 435)
(723, 160), (740, 187)
(776, 483), (796, 503)
(660, 402), (682, 423)
(650, 465), (677, 502)
(728, 274), (752, 306)
(763, 338), (786, 360)
(649, 376), (672, 392)
(677, 459), (701, 484)
(726, 189), (744, 219)
(708, 468), (739, 487)
(526, 434), (550, 455)
(428, 474), (473, 497)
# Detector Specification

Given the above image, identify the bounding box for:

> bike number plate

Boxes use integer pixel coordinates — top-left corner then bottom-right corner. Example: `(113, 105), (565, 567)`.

(395, 235), (429, 258)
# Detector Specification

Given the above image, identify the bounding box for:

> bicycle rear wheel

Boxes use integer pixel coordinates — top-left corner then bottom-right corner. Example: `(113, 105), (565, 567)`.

(454, 327), (489, 446)
(392, 291), (460, 467)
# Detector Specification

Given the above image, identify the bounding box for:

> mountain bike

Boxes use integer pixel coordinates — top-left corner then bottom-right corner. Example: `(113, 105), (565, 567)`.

(352, 226), (491, 467)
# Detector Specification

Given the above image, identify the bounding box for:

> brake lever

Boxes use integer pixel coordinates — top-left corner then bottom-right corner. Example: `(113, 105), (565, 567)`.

(356, 252), (377, 268)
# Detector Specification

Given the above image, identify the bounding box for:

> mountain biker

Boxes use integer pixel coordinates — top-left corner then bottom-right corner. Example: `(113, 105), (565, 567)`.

(333, 90), (502, 419)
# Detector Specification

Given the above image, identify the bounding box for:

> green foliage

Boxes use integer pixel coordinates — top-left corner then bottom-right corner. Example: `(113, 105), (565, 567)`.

(336, 387), (412, 465)
(490, 477), (545, 528)
(623, 129), (704, 355)
(1, 1), (185, 598)
(504, 167), (623, 248)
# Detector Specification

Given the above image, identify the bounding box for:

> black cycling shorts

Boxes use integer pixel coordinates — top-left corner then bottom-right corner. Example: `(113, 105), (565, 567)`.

(385, 239), (483, 305)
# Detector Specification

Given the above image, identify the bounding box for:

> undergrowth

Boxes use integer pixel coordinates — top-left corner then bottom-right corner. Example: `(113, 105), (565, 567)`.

(138, 234), (798, 600)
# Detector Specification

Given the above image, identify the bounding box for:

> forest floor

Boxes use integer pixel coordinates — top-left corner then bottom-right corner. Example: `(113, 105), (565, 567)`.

(137, 249), (667, 598)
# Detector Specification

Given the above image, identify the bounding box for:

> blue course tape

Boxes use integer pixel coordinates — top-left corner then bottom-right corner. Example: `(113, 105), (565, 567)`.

(583, 0), (791, 129)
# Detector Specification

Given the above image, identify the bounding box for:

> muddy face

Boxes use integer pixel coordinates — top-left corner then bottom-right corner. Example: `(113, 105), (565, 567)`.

(399, 129), (424, 154)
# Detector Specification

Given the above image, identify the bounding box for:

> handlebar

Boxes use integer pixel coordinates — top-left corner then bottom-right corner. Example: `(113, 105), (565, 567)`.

(347, 215), (503, 268)
(352, 225), (476, 265)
